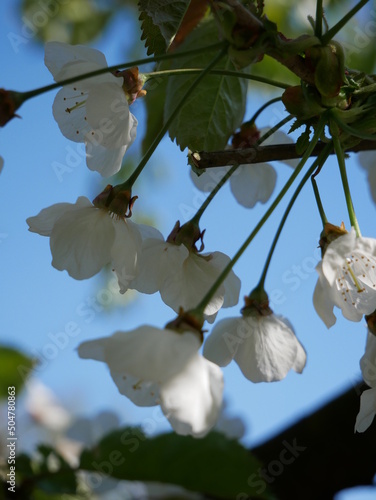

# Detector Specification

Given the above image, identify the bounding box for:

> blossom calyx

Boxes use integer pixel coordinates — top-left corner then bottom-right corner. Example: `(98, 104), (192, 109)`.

(92, 184), (137, 218)
(167, 220), (205, 252)
(114, 67), (147, 105)
(241, 286), (273, 317)
(319, 222), (347, 257)
(165, 309), (205, 342)
(0, 89), (25, 127)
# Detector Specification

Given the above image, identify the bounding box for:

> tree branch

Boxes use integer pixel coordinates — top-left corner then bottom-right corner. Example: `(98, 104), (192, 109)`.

(191, 140), (376, 169)
(252, 383), (376, 499)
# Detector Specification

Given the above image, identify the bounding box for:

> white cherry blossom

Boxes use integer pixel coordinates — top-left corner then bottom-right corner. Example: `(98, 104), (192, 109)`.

(77, 325), (224, 437)
(129, 232), (241, 322)
(44, 42), (137, 177)
(313, 227), (376, 328)
(190, 129), (298, 208)
(27, 196), (157, 292)
(355, 331), (376, 432)
(203, 314), (306, 382)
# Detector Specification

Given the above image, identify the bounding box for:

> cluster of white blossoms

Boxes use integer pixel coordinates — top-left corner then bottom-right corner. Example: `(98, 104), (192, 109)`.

(26, 42), (376, 438)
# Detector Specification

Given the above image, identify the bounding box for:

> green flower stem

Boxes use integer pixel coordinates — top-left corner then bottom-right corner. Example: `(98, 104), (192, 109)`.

(190, 115), (293, 225)
(146, 69), (290, 90)
(19, 41), (227, 101)
(315, 0), (323, 39)
(321, 0), (370, 44)
(332, 132), (361, 237)
(192, 114), (328, 316)
(247, 97), (283, 125)
(311, 174), (328, 228)
(257, 142), (332, 289)
(121, 47), (229, 189)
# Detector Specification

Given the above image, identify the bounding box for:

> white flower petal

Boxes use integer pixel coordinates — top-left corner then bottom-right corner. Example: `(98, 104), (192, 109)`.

(45, 42), (109, 79)
(322, 228), (357, 285)
(292, 339), (307, 374)
(78, 327), (201, 383)
(55, 60), (119, 89)
(203, 317), (242, 366)
(138, 225), (164, 245)
(313, 263), (337, 328)
(233, 315), (305, 382)
(355, 387), (376, 432)
(189, 166), (228, 193)
(358, 151), (376, 205)
(160, 354), (224, 437)
(110, 219), (143, 293)
(85, 142), (127, 177)
(262, 129), (299, 168)
(50, 206), (114, 279)
(360, 331), (376, 387)
(230, 163), (276, 208)
(52, 87), (89, 142)
(27, 197), (91, 236)
(162, 252), (226, 316)
(131, 241), (189, 295)
(209, 251), (241, 308)
(85, 84), (137, 149)
(109, 371), (160, 407)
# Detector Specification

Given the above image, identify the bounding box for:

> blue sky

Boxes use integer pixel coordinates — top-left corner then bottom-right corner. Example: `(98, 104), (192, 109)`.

(1, 2), (376, 498)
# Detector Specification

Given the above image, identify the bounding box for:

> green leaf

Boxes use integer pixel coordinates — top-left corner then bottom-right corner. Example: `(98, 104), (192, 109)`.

(139, 10), (167, 55)
(165, 19), (248, 151)
(0, 346), (34, 399)
(34, 446), (78, 495)
(80, 428), (271, 499)
(138, 0), (191, 52)
(142, 62), (170, 154)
